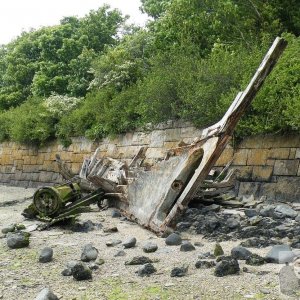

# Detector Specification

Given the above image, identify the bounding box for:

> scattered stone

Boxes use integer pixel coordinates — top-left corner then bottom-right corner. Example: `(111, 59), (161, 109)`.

(279, 264), (300, 297)
(15, 223), (26, 230)
(242, 267), (249, 273)
(1, 224), (15, 234)
(88, 263), (99, 270)
(290, 241), (300, 249)
(114, 250), (126, 257)
(259, 205), (275, 217)
(265, 245), (295, 264)
(95, 258), (105, 266)
(180, 241), (196, 252)
(39, 247), (53, 263)
(274, 204), (297, 219)
(72, 262), (92, 281)
(6, 232), (30, 249)
(231, 246), (252, 260)
(244, 209), (258, 218)
(195, 260), (216, 269)
(61, 268), (73, 276)
(240, 237), (281, 248)
(136, 263), (157, 277)
(143, 242), (158, 253)
(106, 240), (122, 247)
(194, 242), (204, 247)
(165, 233), (182, 246)
(103, 226), (118, 233)
(245, 254), (265, 266)
(213, 243), (224, 257)
(259, 288), (271, 295)
(170, 265), (188, 277)
(81, 244), (98, 262)
(206, 204), (221, 212)
(295, 214), (300, 222)
(123, 237), (136, 249)
(125, 256), (153, 265)
(111, 209), (121, 218)
(35, 287), (59, 300)
(198, 252), (215, 259)
(62, 261), (77, 276)
(176, 222), (192, 231)
(226, 218), (239, 229)
(72, 220), (101, 232)
(214, 257), (240, 277)
(249, 216), (262, 226)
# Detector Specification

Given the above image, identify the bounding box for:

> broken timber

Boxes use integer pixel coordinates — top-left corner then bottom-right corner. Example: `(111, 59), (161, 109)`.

(58, 37), (287, 234)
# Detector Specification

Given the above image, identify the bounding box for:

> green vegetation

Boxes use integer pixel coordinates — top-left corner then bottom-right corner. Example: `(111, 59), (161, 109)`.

(0, 1), (299, 146)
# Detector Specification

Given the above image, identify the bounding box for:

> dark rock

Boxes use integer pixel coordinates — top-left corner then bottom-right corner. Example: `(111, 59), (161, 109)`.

(88, 263), (99, 270)
(35, 287), (59, 300)
(72, 220), (102, 232)
(136, 263), (157, 277)
(72, 262), (92, 281)
(170, 265), (188, 277)
(214, 257), (240, 277)
(143, 242), (158, 253)
(39, 247), (53, 263)
(165, 233), (182, 246)
(244, 209), (258, 218)
(62, 260), (77, 276)
(206, 204), (221, 212)
(265, 245), (295, 263)
(176, 222), (191, 231)
(114, 250), (126, 257)
(180, 241), (196, 252)
(61, 268), (73, 276)
(231, 246), (252, 260)
(205, 217), (220, 232)
(240, 237), (279, 248)
(103, 226), (118, 233)
(249, 216), (262, 226)
(161, 228), (174, 238)
(259, 205), (275, 217)
(274, 204), (297, 219)
(198, 252), (215, 259)
(7, 232), (30, 249)
(214, 243), (224, 257)
(226, 218), (239, 229)
(245, 253), (265, 266)
(125, 256), (153, 265)
(1, 224), (15, 234)
(195, 260), (216, 269)
(295, 214), (300, 222)
(242, 267), (249, 273)
(111, 209), (121, 218)
(106, 240), (122, 247)
(81, 244), (98, 262)
(123, 237), (137, 248)
(290, 241), (300, 249)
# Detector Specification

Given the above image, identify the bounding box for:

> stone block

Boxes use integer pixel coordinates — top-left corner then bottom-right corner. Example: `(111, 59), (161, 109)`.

(238, 182), (261, 198)
(266, 159), (275, 166)
(155, 120), (173, 130)
(23, 165), (39, 173)
(117, 132), (134, 146)
(145, 147), (166, 159)
(150, 130), (166, 148)
(252, 166), (273, 182)
(236, 166), (253, 180)
(180, 127), (197, 138)
(275, 177), (300, 202)
(116, 146), (141, 159)
(247, 149), (269, 165)
(233, 149), (248, 165)
(215, 148), (234, 166)
(132, 132), (150, 145)
(39, 171), (54, 183)
(295, 148), (300, 159)
(106, 144), (118, 157)
(1, 155), (13, 165)
(274, 160), (299, 176)
(163, 141), (180, 150)
(289, 148), (296, 159)
(268, 148), (290, 159)
(164, 128), (181, 142)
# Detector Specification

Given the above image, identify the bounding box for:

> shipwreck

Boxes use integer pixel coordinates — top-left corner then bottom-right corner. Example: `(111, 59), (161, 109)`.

(23, 37), (287, 234)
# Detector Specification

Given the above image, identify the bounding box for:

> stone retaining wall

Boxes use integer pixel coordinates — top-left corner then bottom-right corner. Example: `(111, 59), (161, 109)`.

(0, 120), (300, 202)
